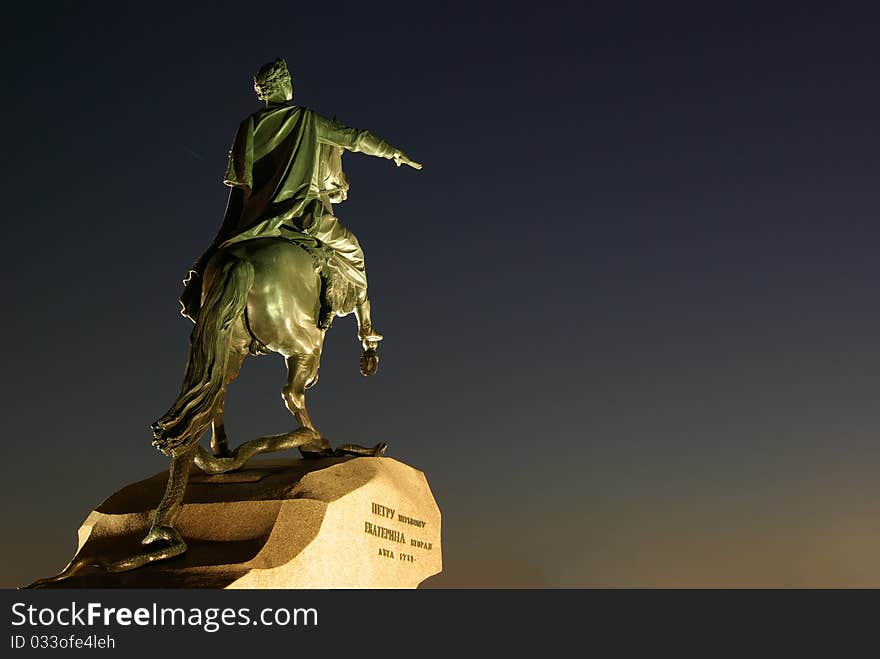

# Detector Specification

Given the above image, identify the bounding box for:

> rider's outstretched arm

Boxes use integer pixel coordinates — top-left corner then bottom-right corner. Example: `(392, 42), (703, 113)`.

(315, 114), (422, 169)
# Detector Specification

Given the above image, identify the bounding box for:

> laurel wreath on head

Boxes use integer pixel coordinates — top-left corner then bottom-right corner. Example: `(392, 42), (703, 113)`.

(253, 58), (291, 101)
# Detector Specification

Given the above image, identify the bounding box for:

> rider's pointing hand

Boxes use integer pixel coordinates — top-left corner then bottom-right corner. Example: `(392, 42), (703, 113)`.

(392, 150), (422, 170)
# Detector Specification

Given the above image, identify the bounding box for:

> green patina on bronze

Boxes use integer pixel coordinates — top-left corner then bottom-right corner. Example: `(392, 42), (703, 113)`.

(27, 58), (421, 587)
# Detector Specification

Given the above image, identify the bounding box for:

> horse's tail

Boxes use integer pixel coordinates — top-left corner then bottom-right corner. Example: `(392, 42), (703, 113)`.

(151, 256), (254, 456)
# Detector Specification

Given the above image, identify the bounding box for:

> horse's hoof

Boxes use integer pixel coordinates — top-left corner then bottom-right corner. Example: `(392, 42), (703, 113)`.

(360, 348), (379, 376)
(142, 525), (183, 547)
(101, 529), (187, 573)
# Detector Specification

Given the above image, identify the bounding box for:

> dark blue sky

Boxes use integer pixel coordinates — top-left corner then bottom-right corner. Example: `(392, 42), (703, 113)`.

(3, 1), (880, 587)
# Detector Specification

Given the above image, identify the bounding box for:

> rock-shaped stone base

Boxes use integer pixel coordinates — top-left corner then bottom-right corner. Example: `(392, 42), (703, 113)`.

(42, 456), (441, 588)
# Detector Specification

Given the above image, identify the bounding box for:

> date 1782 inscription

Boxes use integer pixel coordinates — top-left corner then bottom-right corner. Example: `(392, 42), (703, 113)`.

(365, 501), (434, 563)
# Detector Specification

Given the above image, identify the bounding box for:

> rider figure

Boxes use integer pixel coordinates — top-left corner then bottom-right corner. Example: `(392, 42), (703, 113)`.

(181, 57), (422, 350)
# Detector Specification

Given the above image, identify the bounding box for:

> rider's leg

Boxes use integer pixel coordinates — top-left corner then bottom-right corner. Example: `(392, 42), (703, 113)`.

(313, 214), (382, 348)
(313, 214), (366, 280)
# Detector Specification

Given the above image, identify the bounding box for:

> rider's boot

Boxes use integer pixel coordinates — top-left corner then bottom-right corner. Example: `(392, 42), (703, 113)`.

(355, 298), (383, 350)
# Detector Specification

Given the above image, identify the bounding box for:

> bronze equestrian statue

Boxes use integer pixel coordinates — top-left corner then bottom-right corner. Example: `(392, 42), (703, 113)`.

(29, 58), (421, 584)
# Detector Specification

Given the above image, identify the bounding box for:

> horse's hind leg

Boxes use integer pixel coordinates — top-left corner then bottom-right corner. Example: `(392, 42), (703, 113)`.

(279, 352), (386, 459)
(143, 446), (194, 544)
(210, 400), (230, 458)
(210, 332), (249, 457)
(282, 353), (329, 454)
(108, 445), (196, 570)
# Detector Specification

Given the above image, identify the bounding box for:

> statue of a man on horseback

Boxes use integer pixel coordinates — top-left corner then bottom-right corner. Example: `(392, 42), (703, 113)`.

(181, 57), (421, 353)
(143, 57), (424, 568)
(28, 57), (422, 585)
(138, 57), (423, 554)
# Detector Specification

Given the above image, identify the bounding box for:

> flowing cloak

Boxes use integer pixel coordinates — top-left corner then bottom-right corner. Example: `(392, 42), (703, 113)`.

(216, 102), (322, 247)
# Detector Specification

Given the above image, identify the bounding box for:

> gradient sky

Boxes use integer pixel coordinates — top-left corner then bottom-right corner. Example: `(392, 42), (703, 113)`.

(3, 2), (880, 588)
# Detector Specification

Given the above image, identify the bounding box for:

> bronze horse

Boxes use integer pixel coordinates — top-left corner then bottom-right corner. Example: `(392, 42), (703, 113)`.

(136, 233), (385, 566)
(28, 233), (385, 586)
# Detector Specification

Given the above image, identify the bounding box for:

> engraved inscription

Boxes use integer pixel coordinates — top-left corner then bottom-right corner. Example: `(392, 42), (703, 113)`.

(364, 521), (406, 544)
(397, 514), (426, 528)
(372, 502), (396, 519)
(366, 502), (434, 565)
